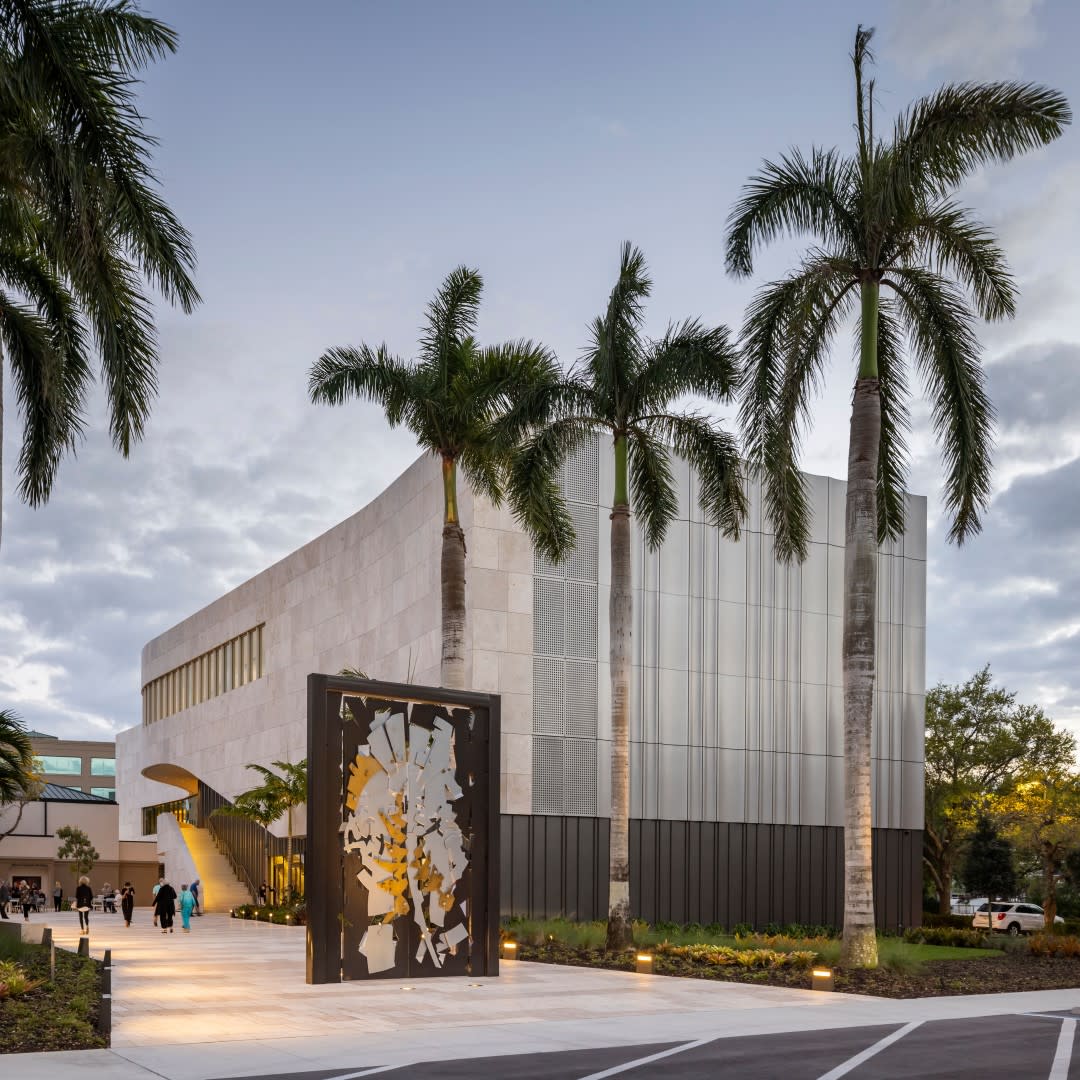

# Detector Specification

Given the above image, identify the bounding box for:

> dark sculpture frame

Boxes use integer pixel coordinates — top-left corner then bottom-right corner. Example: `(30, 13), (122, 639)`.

(306, 674), (501, 984)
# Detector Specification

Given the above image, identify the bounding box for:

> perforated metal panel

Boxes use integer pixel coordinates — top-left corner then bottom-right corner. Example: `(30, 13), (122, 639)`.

(532, 736), (564, 815)
(533, 579), (566, 656)
(565, 739), (598, 816)
(566, 582), (598, 660)
(533, 658), (565, 735)
(533, 435), (601, 816)
(565, 660), (598, 738)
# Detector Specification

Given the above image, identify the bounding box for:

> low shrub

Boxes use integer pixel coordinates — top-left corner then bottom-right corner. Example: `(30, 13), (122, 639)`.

(1029, 934), (1080, 958)
(230, 902), (306, 925)
(921, 912), (975, 930)
(903, 927), (992, 948)
(655, 942), (817, 970)
(0, 959), (43, 999)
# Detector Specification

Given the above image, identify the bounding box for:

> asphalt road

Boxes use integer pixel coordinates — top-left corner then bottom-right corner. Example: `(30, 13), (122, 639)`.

(214, 1011), (1080, 1080)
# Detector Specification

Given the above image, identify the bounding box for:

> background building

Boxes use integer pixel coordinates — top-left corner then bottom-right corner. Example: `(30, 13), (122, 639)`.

(29, 733), (118, 800)
(119, 443), (926, 927)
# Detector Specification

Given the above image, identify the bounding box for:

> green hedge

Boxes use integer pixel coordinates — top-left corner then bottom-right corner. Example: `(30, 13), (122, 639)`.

(921, 911), (976, 930)
(231, 902), (306, 925)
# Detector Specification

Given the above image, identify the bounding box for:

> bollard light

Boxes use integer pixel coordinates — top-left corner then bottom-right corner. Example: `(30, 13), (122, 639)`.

(636, 953), (654, 974)
(501, 940), (518, 960)
(812, 967), (834, 992)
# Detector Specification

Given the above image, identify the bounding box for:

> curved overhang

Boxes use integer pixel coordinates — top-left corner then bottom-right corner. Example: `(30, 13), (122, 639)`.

(141, 763), (200, 795)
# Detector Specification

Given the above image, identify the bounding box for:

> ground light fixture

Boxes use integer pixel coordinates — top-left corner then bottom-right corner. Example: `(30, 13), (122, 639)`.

(636, 953), (654, 974)
(812, 967), (834, 991)
(501, 940), (518, 960)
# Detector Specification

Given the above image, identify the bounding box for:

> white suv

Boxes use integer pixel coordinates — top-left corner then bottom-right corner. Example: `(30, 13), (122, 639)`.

(972, 902), (1065, 935)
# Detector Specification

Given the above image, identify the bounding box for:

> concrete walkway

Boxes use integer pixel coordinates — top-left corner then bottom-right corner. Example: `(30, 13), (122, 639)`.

(15, 911), (1080, 1078)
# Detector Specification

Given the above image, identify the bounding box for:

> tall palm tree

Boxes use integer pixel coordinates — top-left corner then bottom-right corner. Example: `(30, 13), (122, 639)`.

(0, 708), (35, 803)
(725, 27), (1069, 967)
(309, 267), (558, 690)
(0, 0), (199, 543)
(504, 242), (745, 949)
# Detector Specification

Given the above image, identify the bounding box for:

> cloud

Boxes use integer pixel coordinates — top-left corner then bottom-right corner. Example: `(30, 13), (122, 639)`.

(885, 0), (1043, 79)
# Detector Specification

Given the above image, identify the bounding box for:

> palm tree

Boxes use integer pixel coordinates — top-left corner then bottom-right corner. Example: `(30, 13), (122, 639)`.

(309, 267), (558, 690)
(0, 0), (199, 543)
(504, 242), (746, 950)
(213, 760), (308, 901)
(0, 709), (35, 803)
(725, 27), (1069, 966)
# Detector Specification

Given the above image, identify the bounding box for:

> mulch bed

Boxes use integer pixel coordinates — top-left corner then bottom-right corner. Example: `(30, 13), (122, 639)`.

(514, 941), (1080, 999)
(0, 945), (106, 1053)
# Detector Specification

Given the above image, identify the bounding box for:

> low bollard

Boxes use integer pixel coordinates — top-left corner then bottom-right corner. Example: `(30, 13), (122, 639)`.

(77, 935), (89, 958)
(40, 927), (52, 948)
(97, 992), (111, 1038)
(102, 948), (112, 995)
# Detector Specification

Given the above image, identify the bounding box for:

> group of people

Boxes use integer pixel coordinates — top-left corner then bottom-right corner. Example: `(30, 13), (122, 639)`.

(151, 877), (201, 932)
(0, 876), (202, 934)
(0, 880), (56, 919)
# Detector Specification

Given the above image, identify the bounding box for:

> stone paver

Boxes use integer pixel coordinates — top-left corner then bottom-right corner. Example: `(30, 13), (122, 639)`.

(16, 911), (1080, 1079)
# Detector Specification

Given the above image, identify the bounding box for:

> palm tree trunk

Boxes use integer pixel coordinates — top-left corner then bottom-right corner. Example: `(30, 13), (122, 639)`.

(606, 434), (633, 951)
(841, 280), (881, 969)
(440, 454), (467, 691)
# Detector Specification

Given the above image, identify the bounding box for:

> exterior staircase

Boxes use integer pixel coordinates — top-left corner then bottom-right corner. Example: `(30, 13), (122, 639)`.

(176, 822), (253, 912)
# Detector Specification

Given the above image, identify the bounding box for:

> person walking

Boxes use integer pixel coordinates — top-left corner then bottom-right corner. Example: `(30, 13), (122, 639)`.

(152, 877), (164, 927)
(0, 880), (9, 919)
(120, 882), (135, 926)
(190, 878), (202, 916)
(53, 880), (63, 913)
(75, 876), (93, 935)
(18, 880), (33, 921)
(178, 884), (196, 932)
(154, 880), (177, 933)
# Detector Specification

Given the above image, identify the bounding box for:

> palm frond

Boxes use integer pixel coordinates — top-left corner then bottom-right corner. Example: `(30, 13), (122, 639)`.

(0, 709), (36, 804)
(873, 298), (911, 543)
(506, 416), (596, 563)
(725, 148), (858, 277)
(631, 319), (740, 415)
(647, 413), (746, 540)
(891, 81), (1071, 199)
(588, 242), (651, 416)
(419, 266), (483, 369)
(627, 426), (677, 550)
(308, 345), (414, 424)
(904, 201), (1016, 321)
(887, 267), (994, 543)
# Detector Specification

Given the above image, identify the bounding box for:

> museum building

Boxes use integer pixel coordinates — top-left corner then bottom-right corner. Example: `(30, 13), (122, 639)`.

(118, 440), (927, 928)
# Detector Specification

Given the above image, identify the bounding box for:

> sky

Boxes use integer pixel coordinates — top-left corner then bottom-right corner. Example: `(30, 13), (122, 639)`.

(2, 0), (1079, 740)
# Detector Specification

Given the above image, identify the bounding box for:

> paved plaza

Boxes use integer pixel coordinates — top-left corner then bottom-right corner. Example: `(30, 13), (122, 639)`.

(12, 911), (1080, 1077)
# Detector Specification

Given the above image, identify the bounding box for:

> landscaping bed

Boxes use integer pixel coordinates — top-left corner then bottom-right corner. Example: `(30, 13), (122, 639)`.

(0, 939), (106, 1053)
(506, 918), (1080, 999)
(231, 902), (306, 924)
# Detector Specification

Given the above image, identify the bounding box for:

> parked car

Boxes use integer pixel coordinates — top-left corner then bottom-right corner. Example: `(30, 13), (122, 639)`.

(972, 902), (1065, 935)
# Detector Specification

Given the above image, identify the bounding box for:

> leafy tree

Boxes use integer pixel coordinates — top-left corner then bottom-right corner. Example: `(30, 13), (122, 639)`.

(215, 760), (307, 900)
(0, 0), (199, 542)
(503, 242), (745, 950)
(725, 26), (1069, 965)
(924, 666), (1074, 914)
(995, 770), (1080, 927)
(961, 816), (1016, 927)
(0, 710), (36, 803)
(309, 268), (557, 690)
(56, 824), (99, 882)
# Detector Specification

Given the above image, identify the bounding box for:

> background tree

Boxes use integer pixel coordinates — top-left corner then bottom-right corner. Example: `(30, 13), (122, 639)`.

(995, 769), (1080, 927)
(924, 666), (1073, 914)
(961, 816), (1016, 928)
(726, 26), (1069, 965)
(504, 242), (745, 950)
(56, 824), (99, 883)
(0, 0), (199, 543)
(309, 268), (557, 690)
